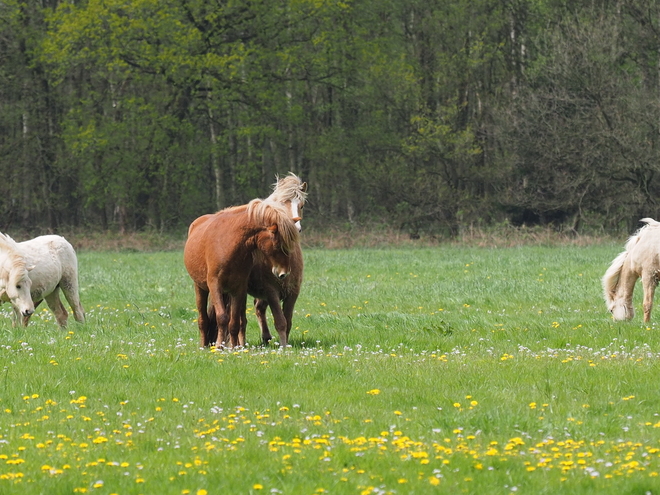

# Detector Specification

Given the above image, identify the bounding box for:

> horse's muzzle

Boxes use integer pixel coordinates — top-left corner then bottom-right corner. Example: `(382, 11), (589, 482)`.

(22, 309), (34, 317)
(272, 266), (290, 280)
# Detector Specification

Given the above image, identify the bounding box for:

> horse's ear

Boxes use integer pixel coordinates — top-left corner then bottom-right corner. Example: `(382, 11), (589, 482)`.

(302, 182), (308, 193)
(268, 225), (278, 235)
(26, 264), (35, 272)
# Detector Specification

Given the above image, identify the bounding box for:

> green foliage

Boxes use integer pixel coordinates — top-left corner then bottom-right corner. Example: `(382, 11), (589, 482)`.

(1, 0), (660, 233)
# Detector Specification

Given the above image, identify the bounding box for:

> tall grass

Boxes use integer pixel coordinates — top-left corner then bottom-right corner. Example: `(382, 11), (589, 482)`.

(1, 244), (660, 494)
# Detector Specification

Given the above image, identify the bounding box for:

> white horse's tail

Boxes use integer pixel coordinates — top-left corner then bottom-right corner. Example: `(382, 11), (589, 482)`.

(602, 250), (628, 308)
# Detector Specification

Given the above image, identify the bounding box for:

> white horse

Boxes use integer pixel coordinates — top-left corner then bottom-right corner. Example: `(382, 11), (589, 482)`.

(0, 234), (35, 325)
(603, 218), (660, 322)
(0, 233), (85, 327)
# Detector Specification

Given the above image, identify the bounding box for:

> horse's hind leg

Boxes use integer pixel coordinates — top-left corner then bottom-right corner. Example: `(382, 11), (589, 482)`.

(194, 286), (213, 347)
(642, 272), (658, 322)
(254, 298), (273, 344)
(45, 289), (69, 327)
(207, 280), (230, 348)
(61, 279), (85, 324)
(227, 293), (247, 348)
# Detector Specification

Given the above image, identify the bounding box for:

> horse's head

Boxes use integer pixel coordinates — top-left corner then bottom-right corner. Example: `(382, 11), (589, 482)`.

(256, 225), (293, 280)
(1, 261), (34, 319)
(609, 297), (634, 321)
(268, 174), (307, 232)
(286, 199), (304, 232)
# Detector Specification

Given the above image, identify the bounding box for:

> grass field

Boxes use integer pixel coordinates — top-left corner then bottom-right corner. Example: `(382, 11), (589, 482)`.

(2, 243), (660, 494)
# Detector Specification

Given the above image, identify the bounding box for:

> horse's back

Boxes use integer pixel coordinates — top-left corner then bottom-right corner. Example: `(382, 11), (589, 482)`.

(184, 212), (243, 286)
(20, 235), (77, 264)
(628, 220), (660, 272)
(19, 235), (79, 301)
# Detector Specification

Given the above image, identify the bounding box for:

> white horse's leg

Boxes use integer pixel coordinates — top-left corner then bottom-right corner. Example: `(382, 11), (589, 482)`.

(44, 289), (68, 327)
(613, 267), (638, 320)
(61, 280), (85, 323)
(642, 272), (658, 322)
(22, 299), (42, 327)
(10, 306), (20, 328)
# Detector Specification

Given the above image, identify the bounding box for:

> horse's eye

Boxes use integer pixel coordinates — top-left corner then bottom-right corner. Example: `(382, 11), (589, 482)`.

(16, 285), (21, 289)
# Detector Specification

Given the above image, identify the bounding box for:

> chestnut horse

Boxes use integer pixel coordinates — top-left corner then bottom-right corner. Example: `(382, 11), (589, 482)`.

(184, 200), (300, 348)
(603, 217), (660, 322)
(203, 243), (303, 348)
(250, 174), (306, 346)
(247, 241), (303, 347)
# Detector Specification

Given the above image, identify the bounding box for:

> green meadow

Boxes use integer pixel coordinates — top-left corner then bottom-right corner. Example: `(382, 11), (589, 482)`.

(2, 244), (660, 494)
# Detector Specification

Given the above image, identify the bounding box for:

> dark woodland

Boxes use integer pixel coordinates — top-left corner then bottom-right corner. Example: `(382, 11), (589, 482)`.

(1, 0), (659, 238)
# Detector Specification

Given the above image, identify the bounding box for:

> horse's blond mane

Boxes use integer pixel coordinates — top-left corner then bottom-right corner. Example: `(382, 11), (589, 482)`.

(246, 199), (300, 252)
(0, 233), (27, 277)
(267, 173), (307, 204)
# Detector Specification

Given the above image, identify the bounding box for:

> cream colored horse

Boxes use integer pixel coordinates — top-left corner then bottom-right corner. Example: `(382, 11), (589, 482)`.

(603, 218), (660, 322)
(0, 233), (85, 327)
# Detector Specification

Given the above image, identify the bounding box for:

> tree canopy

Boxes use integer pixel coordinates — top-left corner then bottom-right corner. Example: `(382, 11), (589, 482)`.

(0, 0), (658, 236)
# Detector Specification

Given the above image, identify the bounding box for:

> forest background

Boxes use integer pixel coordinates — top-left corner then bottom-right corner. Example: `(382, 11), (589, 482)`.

(1, 0), (659, 241)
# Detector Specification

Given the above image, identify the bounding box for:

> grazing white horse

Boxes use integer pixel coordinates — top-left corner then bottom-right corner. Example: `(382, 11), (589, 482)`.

(602, 218), (660, 322)
(0, 234), (35, 325)
(0, 233), (85, 327)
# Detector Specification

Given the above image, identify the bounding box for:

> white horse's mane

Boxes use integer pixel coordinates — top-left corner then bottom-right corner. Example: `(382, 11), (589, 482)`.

(602, 250), (628, 308)
(0, 233), (26, 272)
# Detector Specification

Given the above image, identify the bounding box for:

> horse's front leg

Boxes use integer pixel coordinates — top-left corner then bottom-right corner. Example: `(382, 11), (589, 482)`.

(228, 292), (248, 348)
(264, 292), (288, 348)
(254, 298), (273, 344)
(642, 272), (658, 322)
(10, 305), (20, 328)
(282, 292), (299, 345)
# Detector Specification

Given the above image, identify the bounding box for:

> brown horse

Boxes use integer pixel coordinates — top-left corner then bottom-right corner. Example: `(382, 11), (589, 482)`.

(205, 243), (303, 348)
(183, 200), (300, 348)
(248, 241), (303, 347)
(249, 174), (306, 346)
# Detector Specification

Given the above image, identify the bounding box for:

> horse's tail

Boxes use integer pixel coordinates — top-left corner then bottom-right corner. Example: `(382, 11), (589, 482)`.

(602, 221), (646, 309)
(602, 250), (628, 308)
